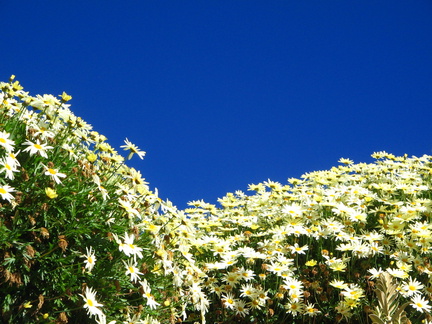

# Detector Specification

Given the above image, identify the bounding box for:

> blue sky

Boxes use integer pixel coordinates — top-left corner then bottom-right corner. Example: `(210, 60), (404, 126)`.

(1, 1), (431, 209)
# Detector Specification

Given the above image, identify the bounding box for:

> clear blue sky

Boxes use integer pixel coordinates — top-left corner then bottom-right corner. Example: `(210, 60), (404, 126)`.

(2, 1), (431, 209)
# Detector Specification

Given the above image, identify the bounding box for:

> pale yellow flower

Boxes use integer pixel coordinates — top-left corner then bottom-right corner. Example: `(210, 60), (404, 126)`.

(45, 187), (58, 199)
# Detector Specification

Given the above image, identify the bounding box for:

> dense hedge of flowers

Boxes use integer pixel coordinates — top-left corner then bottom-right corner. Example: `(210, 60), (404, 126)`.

(183, 153), (432, 323)
(0, 77), (205, 324)
(1, 77), (432, 323)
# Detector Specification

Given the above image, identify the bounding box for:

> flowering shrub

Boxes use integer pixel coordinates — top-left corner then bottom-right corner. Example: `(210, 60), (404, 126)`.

(1, 76), (432, 323)
(182, 156), (432, 323)
(0, 77), (202, 323)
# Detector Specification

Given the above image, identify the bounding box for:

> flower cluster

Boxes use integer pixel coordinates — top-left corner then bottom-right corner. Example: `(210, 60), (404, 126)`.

(0, 77), (200, 323)
(181, 153), (432, 323)
(1, 76), (432, 324)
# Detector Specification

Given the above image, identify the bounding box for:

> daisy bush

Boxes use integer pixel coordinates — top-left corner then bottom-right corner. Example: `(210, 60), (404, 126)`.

(1, 76), (432, 324)
(182, 154), (432, 323)
(0, 77), (204, 323)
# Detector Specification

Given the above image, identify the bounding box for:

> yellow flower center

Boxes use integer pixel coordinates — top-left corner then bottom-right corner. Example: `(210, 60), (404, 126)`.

(48, 168), (56, 175)
(34, 144), (42, 150)
(0, 138), (6, 143)
(0, 188), (6, 194)
(87, 299), (94, 307)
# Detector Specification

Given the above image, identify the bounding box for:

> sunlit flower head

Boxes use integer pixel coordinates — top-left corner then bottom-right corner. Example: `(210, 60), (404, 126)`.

(341, 284), (364, 301)
(0, 131), (15, 152)
(23, 139), (53, 158)
(402, 277), (424, 297)
(0, 184), (15, 203)
(81, 247), (97, 273)
(330, 280), (349, 290)
(121, 138), (146, 160)
(222, 292), (237, 310)
(411, 295), (431, 313)
(283, 278), (304, 292)
(80, 287), (104, 318)
(234, 299), (250, 317)
(282, 203), (304, 218)
(368, 267), (384, 279)
(305, 302), (321, 316)
(305, 259), (317, 267)
(118, 233), (143, 260)
(124, 259), (143, 283)
(0, 157), (19, 180)
(338, 157), (354, 165)
(44, 166), (67, 184)
(44, 187), (58, 199)
(289, 243), (308, 255)
(285, 300), (304, 316)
